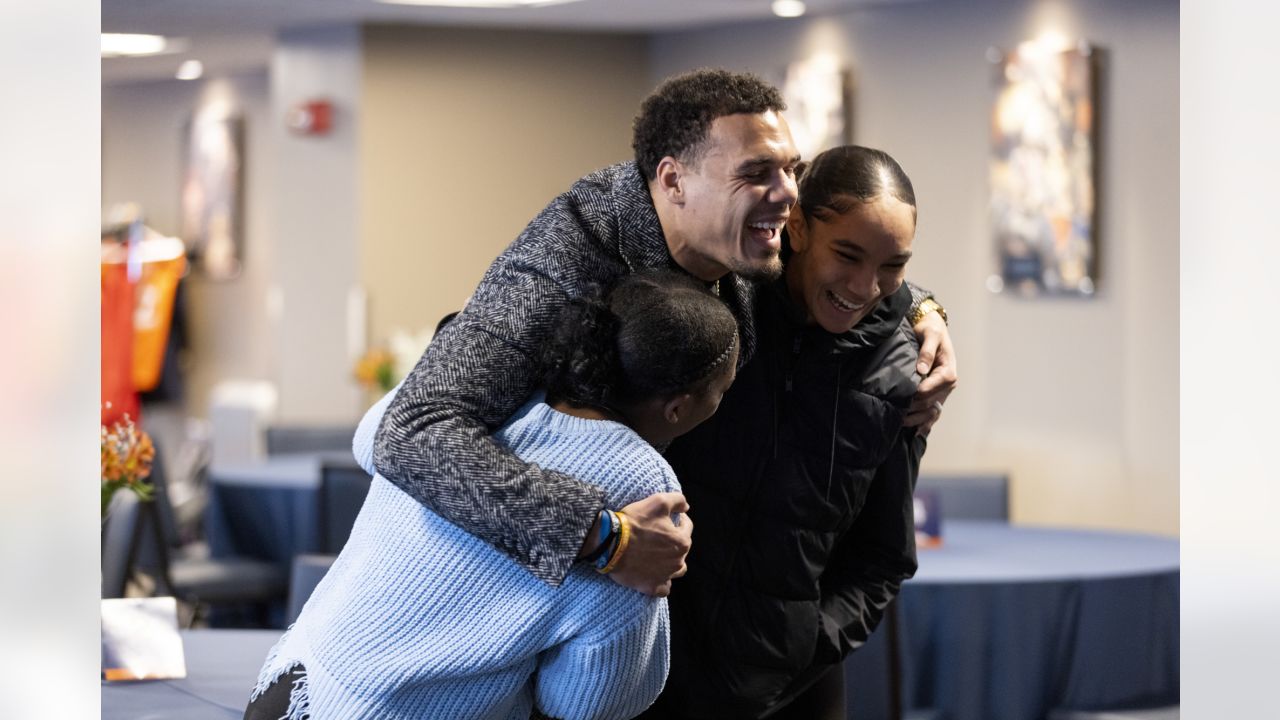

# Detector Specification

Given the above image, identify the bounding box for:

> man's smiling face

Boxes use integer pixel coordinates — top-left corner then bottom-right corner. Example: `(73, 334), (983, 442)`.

(672, 110), (801, 282)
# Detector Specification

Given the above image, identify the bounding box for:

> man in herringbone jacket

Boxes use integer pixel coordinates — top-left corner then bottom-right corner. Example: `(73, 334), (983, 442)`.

(372, 68), (958, 598)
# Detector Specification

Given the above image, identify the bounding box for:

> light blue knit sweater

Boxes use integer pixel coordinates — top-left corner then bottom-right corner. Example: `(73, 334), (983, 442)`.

(251, 391), (676, 720)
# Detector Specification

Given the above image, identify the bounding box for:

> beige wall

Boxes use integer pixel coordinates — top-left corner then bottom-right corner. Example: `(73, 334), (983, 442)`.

(102, 26), (650, 425)
(269, 26), (366, 423)
(358, 25), (649, 346)
(651, 0), (1179, 536)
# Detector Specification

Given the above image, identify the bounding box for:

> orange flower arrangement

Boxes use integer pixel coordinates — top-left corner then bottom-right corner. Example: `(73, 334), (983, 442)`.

(101, 414), (156, 519)
(354, 347), (397, 393)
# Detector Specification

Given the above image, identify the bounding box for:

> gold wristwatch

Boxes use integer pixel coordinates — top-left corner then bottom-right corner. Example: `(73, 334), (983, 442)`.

(908, 297), (948, 326)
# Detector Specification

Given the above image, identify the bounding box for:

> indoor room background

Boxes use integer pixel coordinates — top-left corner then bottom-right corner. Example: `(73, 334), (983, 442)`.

(101, 0), (1179, 538)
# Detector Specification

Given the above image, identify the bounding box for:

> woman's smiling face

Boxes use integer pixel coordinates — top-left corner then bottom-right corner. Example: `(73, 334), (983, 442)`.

(785, 193), (916, 334)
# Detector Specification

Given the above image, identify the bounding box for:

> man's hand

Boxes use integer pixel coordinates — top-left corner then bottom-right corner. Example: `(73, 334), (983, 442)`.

(607, 492), (693, 597)
(906, 309), (957, 433)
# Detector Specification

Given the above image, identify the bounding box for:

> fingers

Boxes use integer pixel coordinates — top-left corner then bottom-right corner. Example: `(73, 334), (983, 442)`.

(904, 403), (936, 424)
(915, 331), (940, 378)
(673, 522), (693, 555)
(903, 409), (939, 432)
(916, 348), (957, 395)
(910, 382), (955, 414)
(911, 319), (958, 422)
(607, 496), (694, 597)
(903, 400), (942, 429)
(915, 369), (948, 396)
(627, 491), (690, 517)
(905, 380), (952, 428)
(678, 511), (693, 536)
(912, 310), (948, 376)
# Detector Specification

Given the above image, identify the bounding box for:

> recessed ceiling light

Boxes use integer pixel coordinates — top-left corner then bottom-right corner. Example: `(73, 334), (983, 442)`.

(102, 33), (189, 58)
(176, 60), (204, 81)
(771, 0), (806, 18)
(102, 33), (167, 58)
(376, 0), (581, 6)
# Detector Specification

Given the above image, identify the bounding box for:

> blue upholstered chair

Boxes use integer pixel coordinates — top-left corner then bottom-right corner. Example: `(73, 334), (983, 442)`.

(284, 461), (368, 623)
(102, 491), (144, 599)
(265, 424), (358, 456)
(915, 473), (1010, 522)
(285, 553), (338, 624)
(103, 482), (286, 626)
(319, 461), (373, 553)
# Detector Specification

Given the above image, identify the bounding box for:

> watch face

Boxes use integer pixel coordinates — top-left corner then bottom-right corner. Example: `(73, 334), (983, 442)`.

(919, 300), (945, 324)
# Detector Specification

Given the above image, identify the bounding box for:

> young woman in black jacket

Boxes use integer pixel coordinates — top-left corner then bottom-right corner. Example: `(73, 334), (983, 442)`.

(639, 145), (929, 720)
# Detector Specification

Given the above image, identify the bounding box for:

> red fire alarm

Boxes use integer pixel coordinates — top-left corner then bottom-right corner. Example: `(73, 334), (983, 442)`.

(286, 99), (333, 136)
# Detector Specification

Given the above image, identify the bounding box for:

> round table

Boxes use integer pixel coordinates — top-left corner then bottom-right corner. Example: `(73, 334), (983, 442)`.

(203, 452), (363, 627)
(102, 629), (282, 720)
(204, 451), (358, 568)
(846, 521), (1179, 720)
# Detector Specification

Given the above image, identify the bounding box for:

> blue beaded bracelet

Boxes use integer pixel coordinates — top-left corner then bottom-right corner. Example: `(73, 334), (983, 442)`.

(594, 510), (622, 571)
(583, 509), (619, 565)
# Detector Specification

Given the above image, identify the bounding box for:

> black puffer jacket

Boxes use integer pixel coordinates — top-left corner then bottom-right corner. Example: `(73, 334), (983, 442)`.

(654, 278), (926, 719)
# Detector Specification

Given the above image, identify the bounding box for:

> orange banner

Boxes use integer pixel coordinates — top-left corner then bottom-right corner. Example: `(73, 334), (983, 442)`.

(101, 262), (138, 426)
(131, 255), (186, 392)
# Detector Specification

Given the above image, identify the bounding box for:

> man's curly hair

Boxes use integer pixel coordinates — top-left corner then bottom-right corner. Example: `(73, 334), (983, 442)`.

(632, 68), (786, 181)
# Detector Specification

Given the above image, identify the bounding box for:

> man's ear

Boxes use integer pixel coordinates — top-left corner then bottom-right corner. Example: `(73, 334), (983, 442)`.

(786, 212), (810, 253)
(663, 393), (693, 424)
(654, 156), (685, 207)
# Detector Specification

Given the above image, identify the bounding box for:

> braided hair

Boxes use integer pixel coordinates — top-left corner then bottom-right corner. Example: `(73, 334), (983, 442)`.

(541, 269), (738, 411)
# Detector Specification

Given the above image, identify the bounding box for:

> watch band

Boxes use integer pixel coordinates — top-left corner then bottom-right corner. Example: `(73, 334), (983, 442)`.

(909, 297), (948, 326)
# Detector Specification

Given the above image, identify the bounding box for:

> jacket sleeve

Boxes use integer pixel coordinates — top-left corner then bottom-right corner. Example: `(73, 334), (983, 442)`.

(533, 600), (669, 720)
(905, 280), (933, 309)
(814, 427), (927, 662)
(372, 218), (608, 587)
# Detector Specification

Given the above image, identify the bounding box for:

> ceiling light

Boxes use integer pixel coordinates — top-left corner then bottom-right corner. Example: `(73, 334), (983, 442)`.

(101, 33), (168, 58)
(772, 0), (806, 18)
(176, 60), (204, 81)
(376, 0), (581, 7)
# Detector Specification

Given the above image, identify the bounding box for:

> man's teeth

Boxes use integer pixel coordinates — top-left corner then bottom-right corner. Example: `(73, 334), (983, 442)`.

(748, 221), (785, 231)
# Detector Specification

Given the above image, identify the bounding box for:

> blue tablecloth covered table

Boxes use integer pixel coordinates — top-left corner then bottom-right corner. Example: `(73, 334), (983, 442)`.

(102, 629), (281, 720)
(204, 451), (357, 569)
(105, 524), (1176, 719)
(845, 521), (1179, 720)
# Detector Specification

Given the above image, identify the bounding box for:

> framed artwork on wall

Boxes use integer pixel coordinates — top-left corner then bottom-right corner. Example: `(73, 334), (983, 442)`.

(989, 41), (1098, 298)
(771, 54), (854, 162)
(180, 113), (244, 280)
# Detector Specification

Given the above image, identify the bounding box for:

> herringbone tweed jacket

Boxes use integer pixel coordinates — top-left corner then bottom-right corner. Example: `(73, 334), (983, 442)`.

(373, 160), (928, 585)
(372, 161), (746, 584)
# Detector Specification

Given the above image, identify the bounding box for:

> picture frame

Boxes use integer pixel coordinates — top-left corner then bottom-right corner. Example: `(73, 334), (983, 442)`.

(989, 42), (1098, 297)
(180, 113), (245, 280)
(773, 54), (854, 162)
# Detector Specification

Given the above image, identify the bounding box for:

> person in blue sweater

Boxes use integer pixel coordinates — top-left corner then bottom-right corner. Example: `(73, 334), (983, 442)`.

(244, 268), (739, 720)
